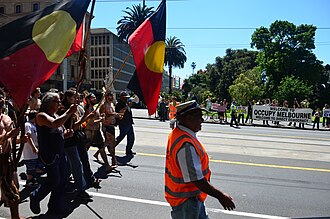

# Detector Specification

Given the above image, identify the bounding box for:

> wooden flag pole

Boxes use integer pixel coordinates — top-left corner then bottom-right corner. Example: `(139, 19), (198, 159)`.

(94, 51), (132, 112)
(76, 0), (97, 93)
(68, 0), (96, 130)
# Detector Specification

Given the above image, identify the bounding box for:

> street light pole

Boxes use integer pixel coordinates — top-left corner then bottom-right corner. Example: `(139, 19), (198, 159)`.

(191, 62), (196, 74)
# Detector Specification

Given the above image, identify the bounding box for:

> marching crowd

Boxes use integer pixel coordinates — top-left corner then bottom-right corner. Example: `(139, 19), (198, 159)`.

(0, 87), (136, 218)
(1, 86), (327, 218)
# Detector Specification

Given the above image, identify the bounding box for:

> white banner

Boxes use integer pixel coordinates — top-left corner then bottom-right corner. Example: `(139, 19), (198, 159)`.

(252, 105), (313, 123)
(323, 109), (330, 118)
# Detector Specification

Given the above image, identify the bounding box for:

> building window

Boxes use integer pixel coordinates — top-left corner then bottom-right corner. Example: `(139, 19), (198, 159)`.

(15, 4), (22, 13)
(0, 6), (5, 15)
(71, 65), (75, 79)
(32, 3), (39, 12)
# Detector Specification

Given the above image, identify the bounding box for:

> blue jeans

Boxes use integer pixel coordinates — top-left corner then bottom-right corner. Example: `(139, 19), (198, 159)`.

(65, 146), (86, 191)
(25, 158), (38, 178)
(116, 124), (135, 153)
(171, 198), (209, 219)
(31, 154), (68, 211)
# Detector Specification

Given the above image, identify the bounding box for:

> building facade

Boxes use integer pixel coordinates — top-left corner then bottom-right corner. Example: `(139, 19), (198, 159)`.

(90, 28), (135, 95)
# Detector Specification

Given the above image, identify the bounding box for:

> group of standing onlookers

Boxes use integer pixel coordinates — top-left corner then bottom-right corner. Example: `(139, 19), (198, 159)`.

(158, 96), (330, 130)
(0, 86), (136, 218)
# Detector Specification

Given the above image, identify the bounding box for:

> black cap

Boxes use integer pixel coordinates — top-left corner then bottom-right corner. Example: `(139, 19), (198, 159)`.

(120, 91), (130, 98)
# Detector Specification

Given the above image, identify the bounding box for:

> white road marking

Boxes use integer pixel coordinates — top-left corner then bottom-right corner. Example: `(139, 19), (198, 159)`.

(88, 191), (291, 219)
(16, 181), (290, 219)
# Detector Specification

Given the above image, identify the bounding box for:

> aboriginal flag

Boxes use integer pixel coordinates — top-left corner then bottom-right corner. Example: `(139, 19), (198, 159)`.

(0, 0), (90, 109)
(127, 0), (166, 115)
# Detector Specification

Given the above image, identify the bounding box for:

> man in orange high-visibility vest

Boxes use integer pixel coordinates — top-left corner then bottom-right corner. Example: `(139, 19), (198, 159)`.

(165, 100), (235, 219)
(168, 97), (179, 120)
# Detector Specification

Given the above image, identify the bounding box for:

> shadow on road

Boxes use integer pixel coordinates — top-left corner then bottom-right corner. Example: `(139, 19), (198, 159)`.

(93, 154), (137, 179)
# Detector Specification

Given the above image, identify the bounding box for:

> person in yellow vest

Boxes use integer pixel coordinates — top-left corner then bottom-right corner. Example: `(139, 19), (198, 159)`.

(165, 100), (235, 218)
(168, 96), (180, 120)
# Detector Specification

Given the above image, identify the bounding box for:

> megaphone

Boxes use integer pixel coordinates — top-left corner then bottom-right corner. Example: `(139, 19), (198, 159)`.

(129, 95), (139, 104)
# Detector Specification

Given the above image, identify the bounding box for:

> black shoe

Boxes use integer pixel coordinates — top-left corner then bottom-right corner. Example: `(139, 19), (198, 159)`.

(87, 179), (101, 189)
(126, 151), (136, 155)
(76, 191), (93, 201)
(30, 195), (41, 214)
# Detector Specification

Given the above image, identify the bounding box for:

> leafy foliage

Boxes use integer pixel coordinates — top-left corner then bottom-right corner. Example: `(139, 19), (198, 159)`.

(274, 75), (313, 104)
(116, 4), (154, 41)
(208, 49), (258, 100)
(251, 20), (323, 96)
(229, 68), (265, 105)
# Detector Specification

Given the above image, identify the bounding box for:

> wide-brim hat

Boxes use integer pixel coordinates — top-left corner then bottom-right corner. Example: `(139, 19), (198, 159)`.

(175, 100), (207, 118)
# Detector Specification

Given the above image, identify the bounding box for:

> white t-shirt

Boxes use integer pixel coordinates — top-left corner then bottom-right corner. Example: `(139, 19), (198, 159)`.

(23, 121), (38, 160)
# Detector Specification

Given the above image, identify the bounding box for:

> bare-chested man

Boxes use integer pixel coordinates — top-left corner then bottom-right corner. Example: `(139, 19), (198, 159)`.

(84, 93), (113, 173)
(98, 92), (122, 167)
(0, 88), (24, 219)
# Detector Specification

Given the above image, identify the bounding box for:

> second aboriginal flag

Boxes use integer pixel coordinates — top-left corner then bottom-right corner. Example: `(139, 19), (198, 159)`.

(127, 0), (166, 115)
(0, 0), (90, 109)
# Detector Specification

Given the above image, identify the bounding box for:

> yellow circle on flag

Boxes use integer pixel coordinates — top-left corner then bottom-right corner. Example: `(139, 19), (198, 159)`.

(144, 41), (165, 73)
(32, 11), (76, 64)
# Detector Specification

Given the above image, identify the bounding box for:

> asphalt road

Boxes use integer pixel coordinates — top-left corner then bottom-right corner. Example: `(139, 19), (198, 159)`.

(1, 117), (330, 219)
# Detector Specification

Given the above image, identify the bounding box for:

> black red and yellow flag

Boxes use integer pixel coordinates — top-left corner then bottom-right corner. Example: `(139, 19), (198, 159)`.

(0, 0), (90, 108)
(127, 0), (166, 115)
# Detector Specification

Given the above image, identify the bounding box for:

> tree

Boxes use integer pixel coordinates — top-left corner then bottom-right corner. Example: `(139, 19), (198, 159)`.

(208, 49), (258, 101)
(165, 36), (187, 94)
(314, 64), (330, 108)
(116, 4), (154, 41)
(274, 75), (313, 104)
(182, 70), (210, 102)
(251, 20), (323, 96)
(229, 68), (265, 105)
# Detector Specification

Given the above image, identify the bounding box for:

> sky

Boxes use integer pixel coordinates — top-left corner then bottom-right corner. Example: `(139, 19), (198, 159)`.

(90, 0), (330, 80)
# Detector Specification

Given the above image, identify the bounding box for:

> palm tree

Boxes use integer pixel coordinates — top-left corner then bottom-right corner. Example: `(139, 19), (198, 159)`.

(165, 36), (187, 94)
(116, 4), (154, 41)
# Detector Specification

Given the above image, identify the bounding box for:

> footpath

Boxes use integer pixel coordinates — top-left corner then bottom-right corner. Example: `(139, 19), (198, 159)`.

(131, 108), (329, 131)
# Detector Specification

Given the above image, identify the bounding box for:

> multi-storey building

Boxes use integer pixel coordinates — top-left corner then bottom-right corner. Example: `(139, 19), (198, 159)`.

(90, 28), (171, 97)
(90, 28), (135, 95)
